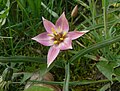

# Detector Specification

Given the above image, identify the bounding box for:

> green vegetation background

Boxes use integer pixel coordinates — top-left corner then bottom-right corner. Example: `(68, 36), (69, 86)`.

(0, 0), (120, 91)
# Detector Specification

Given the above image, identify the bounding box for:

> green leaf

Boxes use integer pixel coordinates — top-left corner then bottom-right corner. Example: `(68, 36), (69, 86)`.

(96, 61), (119, 81)
(21, 73), (32, 84)
(24, 86), (54, 91)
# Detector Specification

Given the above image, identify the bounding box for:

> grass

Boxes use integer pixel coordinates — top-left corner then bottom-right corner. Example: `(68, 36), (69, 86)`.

(0, 0), (120, 91)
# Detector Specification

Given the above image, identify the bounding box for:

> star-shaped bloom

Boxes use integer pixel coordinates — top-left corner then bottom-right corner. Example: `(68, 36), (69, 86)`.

(32, 12), (89, 67)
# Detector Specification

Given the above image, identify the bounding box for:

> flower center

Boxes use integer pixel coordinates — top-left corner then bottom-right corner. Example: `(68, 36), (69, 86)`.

(48, 28), (67, 44)
(53, 32), (67, 44)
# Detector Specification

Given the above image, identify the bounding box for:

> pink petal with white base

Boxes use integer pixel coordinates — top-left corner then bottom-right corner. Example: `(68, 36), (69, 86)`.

(42, 17), (56, 33)
(47, 46), (60, 67)
(68, 30), (89, 40)
(32, 32), (53, 46)
(55, 12), (69, 32)
(59, 38), (72, 50)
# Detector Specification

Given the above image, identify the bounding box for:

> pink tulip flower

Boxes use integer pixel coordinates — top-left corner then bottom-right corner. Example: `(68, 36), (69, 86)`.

(32, 12), (89, 67)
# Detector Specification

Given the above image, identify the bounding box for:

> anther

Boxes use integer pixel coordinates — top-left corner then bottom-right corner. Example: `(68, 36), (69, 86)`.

(54, 41), (58, 44)
(47, 34), (54, 37)
(62, 32), (67, 37)
(51, 28), (57, 35)
(60, 38), (64, 40)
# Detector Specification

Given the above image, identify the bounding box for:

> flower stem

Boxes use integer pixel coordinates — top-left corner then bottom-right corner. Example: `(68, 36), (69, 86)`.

(63, 61), (70, 91)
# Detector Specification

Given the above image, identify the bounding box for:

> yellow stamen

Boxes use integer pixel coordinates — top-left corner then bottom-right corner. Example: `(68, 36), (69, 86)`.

(47, 34), (54, 37)
(60, 38), (64, 41)
(62, 32), (67, 37)
(54, 41), (58, 44)
(51, 28), (57, 35)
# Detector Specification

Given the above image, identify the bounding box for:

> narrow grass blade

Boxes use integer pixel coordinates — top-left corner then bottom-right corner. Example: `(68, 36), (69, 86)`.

(69, 34), (120, 63)
(74, 0), (89, 9)
(41, 2), (58, 18)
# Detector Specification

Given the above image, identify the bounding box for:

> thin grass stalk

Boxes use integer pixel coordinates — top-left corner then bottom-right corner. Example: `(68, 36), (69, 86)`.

(65, 0), (68, 13)
(8, 19), (14, 55)
(92, 0), (96, 25)
(49, 0), (54, 20)
(102, 0), (113, 60)
(102, 0), (108, 38)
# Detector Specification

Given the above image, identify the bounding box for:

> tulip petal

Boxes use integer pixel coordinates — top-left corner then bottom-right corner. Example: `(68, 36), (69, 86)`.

(42, 17), (56, 33)
(32, 32), (53, 46)
(59, 38), (72, 50)
(55, 12), (69, 32)
(47, 46), (60, 67)
(68, 30), (89, 40)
